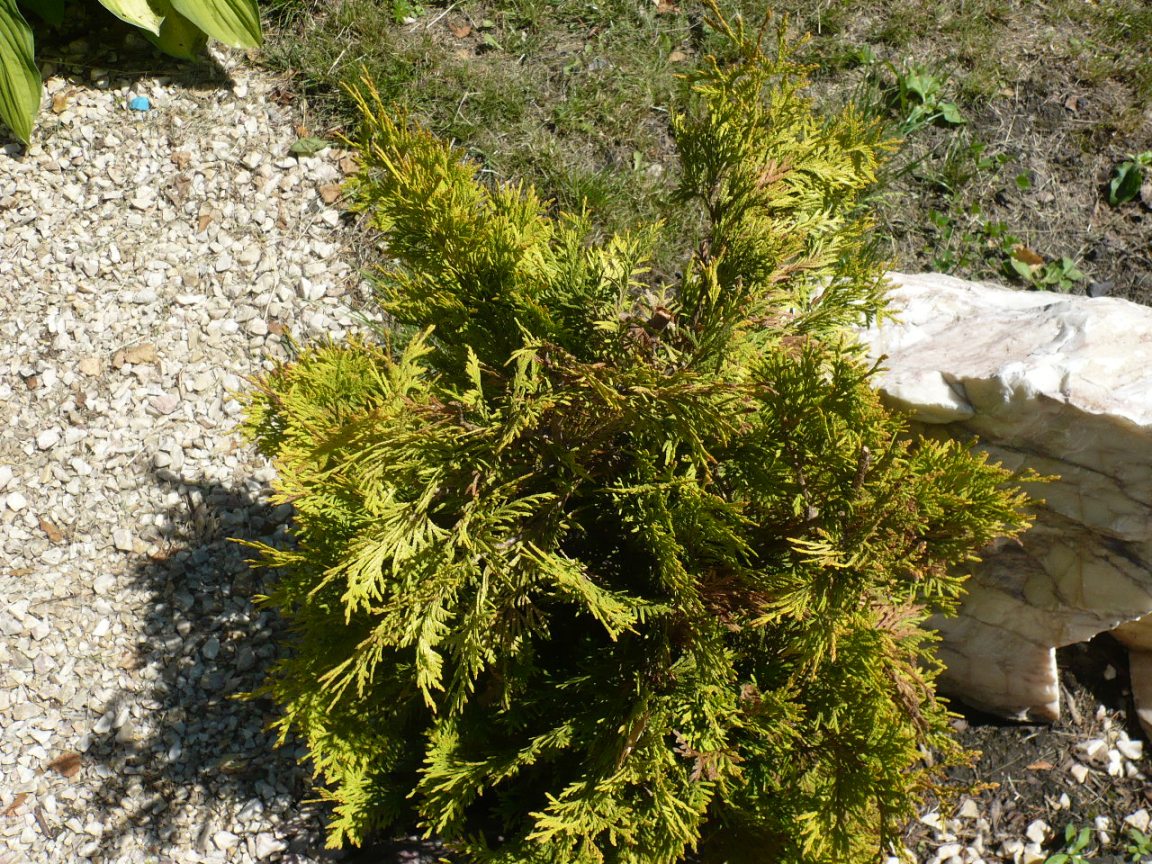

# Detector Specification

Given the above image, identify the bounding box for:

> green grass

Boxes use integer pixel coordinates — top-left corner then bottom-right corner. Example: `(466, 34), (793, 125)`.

(262, 0), (693, 239)
(259, 0), (1152, 300)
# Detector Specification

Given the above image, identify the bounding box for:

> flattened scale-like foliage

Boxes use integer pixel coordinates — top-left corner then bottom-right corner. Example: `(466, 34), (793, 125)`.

(241, 7), (1031, 863)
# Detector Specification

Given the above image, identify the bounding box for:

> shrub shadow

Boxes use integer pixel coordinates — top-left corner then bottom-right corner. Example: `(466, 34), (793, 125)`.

(78, 469), (337, 863)
(79, 468), (458, 863)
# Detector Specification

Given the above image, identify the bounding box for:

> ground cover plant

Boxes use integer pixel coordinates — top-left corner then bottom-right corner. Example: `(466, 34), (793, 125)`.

(260, 0), (1150, 303)
(241, 11), (1033, 862)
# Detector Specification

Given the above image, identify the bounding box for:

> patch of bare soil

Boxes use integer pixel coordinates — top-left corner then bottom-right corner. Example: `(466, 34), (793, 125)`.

(879, 86), (1152, 307)
(792, 3), (1152, 308)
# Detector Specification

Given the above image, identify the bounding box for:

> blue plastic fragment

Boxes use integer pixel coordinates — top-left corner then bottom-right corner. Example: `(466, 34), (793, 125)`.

(128, 96), (151, 112)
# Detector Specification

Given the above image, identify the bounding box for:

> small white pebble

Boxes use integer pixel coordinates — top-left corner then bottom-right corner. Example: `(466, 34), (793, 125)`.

(1058, 792), (1071, 810)
(1125, 809), (1151, 832)
(999, 838), (1023, 858)
(115, 718), (136, 744)
(252, 832), (286, 859)
(1103, 664), (1117, 680)
(1094, 817), (1113, 845)
(1108, 749), (1125, 776)
(958, 798), (980, 820)
(1071, 761), (1091, 783)
(933, 843), (962, 862)
(1078, 738), (1108, 764)
(1117, 737), (1143, 761)
(920, 811), (944, 830)
(1025, 819), (1049, 844)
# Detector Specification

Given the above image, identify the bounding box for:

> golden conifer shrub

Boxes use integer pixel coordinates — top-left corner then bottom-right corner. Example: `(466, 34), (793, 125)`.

(241, 10), (1031, 863)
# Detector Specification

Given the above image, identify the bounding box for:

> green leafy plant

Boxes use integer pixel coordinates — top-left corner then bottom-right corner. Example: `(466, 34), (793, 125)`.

(1107, 151), (1152, 206)
(1044, 824), (1096, 864)
(0, 0), (262, 143)
(240, 10), (1032, 864)
(1006, 247), (1086, 292)
(390, 0), (422, 24)
(928, 216), (1087, 293)
(1126, 826), (1152, 863)
(886, 61), (965, 134)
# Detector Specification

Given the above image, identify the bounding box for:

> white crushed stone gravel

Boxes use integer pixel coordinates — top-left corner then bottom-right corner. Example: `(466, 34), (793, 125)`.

(0, 43), (367, 864)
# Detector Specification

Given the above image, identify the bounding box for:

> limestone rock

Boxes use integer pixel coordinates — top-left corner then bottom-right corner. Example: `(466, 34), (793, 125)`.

(861, 272), (1152, 731)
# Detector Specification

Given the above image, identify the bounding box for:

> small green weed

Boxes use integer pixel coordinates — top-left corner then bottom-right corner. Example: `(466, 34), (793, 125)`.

(1044, 824), (1096, 864)
(846, 57), (967, 137)
(1107, 151), (1152, 206)
(911, 136), (1007, 195)
(886, 62), (966, 134)
(926, 206), (986, 273)
(1043, 824), (1152, 864)
(1006, 248), (1086, 292)
(1126, 827), (1152, 862)
(391, 0), (424, 24)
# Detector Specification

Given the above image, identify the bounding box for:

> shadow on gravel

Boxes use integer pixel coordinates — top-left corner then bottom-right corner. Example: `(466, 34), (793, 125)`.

(0, 6), (236, 154)
(80, 469), (338, 863)
(80, 469), (451, 863)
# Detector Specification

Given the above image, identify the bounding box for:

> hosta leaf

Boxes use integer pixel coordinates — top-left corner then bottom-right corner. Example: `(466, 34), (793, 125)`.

(95, 0), (165, 35)
(170, 0), (260, 48)
(0, 0), (40, 142)
(143, 1), (208, 59)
